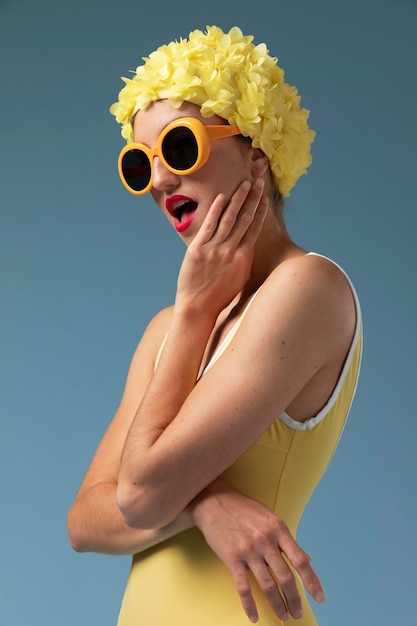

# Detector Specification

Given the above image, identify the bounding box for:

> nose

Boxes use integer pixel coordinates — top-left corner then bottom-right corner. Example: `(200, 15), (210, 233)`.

(151, 156), (180, 192)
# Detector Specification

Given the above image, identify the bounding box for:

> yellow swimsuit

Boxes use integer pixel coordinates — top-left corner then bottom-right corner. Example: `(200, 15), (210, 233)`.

(117, 254), (362, 626)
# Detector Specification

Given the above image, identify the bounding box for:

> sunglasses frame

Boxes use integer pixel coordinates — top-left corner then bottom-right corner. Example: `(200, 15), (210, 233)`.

(118, 117), (241, 195)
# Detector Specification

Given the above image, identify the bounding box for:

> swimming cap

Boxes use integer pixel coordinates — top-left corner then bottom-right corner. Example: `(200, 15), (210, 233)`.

(110, 26), (315, 196)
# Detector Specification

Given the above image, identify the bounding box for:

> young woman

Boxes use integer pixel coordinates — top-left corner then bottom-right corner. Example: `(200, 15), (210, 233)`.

(67, 26), (362, 626)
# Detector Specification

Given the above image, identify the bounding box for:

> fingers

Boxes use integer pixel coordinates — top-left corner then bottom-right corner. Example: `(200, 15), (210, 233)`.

(229, 562), (259, 623)
(198, 178), (267, 247)
(193, 484), (323, 622)
(249, 557), (293, 622)
(194, 192), (228, 244)
(291, 552), (325, 605)
(263, 551), (301, 620)
(231, 554), (301, 622)
(275, 519), (325, 604)
(218, 178), (266, 244)
(228, 545), (299, 622)
(230, 520), (325, 622)
(240, 193), (269, 249)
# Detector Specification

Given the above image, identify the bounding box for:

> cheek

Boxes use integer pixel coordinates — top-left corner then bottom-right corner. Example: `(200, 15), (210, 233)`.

(206, 144), (251, 186)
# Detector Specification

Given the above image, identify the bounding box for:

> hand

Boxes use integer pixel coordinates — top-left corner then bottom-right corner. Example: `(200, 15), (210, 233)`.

(190, 481), (325, 623)
(176, 179), (269, 317)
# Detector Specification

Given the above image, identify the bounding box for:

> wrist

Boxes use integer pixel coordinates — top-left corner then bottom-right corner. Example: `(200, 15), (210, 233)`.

(188, 481), (224, 529)
(167, 303), (216, 362)
(173, 297), (218, 328)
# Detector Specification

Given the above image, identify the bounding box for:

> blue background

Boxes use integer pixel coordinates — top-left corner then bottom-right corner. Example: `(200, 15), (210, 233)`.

(1, 0), (416, 624)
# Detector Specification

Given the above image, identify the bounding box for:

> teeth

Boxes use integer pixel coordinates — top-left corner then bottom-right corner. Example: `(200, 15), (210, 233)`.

(169, 199), (197, 223)
(173, 199), (188, 211)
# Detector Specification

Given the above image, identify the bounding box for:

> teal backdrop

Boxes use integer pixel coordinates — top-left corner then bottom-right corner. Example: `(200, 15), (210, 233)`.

(1, 0), (416, 624)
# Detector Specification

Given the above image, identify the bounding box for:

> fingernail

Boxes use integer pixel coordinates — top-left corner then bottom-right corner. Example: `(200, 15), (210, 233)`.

(316, 590), (325, 602)
(241, 180), (251, 192)
(294, 609), (303, 618)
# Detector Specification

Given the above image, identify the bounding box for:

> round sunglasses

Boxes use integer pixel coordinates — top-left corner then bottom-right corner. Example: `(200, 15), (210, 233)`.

(118, 117), (241, 195)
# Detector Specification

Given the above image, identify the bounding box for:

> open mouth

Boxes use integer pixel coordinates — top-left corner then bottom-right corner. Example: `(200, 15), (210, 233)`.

(172, 200), (198, 223)
(166, 195), (198, 233)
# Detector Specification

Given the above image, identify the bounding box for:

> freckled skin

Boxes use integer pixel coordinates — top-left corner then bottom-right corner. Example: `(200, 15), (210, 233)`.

(68, 98), (357, 626)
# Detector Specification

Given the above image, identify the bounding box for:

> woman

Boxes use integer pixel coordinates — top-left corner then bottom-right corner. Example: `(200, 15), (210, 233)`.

(67, 26), (362, 625)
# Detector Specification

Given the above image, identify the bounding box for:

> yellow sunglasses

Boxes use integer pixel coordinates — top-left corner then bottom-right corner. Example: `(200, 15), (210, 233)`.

(118, 117), (241, 195)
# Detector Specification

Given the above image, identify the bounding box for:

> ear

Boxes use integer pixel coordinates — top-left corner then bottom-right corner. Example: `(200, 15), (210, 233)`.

(251, 148), (270, 178)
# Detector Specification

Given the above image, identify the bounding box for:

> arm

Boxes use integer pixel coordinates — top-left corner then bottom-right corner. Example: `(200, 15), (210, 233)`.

(67, 482), (194, 556)
(69, 181), (340, 623)
(116, 238), (355, 529)
(67, 343), (324, 618)
(114, 183), (352, 621)
(116, 179), (270, 526)
(68, 180), (268, 555)
(67, 294), (325, 619)
(66, 306), (196, 555)
(68, 443), (324, 622)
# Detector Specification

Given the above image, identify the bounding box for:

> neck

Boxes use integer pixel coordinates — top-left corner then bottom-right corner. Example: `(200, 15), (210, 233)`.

(239, 209), (305, 299)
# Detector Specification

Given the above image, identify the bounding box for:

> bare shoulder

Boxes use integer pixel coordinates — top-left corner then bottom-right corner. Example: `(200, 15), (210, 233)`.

(260, 253), (356, 325)
(131, 304), (174, 364)
(268, 252), (353, 295)
(143, 304), (174, 337)
(241, 252), (357, 374)
(223, 253), (357, 421)
(112, 304), (175, 422)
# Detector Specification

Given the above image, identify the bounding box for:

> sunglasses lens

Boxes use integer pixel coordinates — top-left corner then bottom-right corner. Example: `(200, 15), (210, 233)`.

(121, 149), (151, 191)
(162, 127), (198, 171)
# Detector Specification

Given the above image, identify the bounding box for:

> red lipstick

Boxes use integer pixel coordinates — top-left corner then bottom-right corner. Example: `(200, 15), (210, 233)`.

(165, 195), (198, 233)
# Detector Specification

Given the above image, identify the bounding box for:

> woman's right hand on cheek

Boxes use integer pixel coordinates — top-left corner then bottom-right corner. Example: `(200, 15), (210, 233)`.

(175, 179), (269, 318)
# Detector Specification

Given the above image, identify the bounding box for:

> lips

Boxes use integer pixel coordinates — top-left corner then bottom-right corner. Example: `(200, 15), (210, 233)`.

(165, 195), (198, 233)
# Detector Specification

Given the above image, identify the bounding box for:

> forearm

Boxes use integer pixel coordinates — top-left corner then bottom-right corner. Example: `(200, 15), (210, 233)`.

(117, 304), (216, 526)
(125, 304), (214, 443)
(117, 185), (266, 527)
(67, 482), (194, 555)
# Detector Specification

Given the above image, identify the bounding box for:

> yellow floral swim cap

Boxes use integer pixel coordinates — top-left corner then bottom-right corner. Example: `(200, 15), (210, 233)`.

(109, 25), (315, 197)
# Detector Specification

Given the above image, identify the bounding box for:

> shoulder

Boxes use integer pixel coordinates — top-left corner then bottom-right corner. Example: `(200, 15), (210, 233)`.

(145, 304), (174, 338)
(129, 305), (174, 372)
(263, 253), (355, 315)
(270, 252), (351, 289)
(244, 253), (357, 363)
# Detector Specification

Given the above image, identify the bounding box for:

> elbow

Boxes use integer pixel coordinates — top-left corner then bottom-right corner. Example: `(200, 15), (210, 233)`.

(116, 481), (175, 529)
(68, 537), (87, 553)
(116, 481), (150, 528)
(66, 507), (90, 553)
